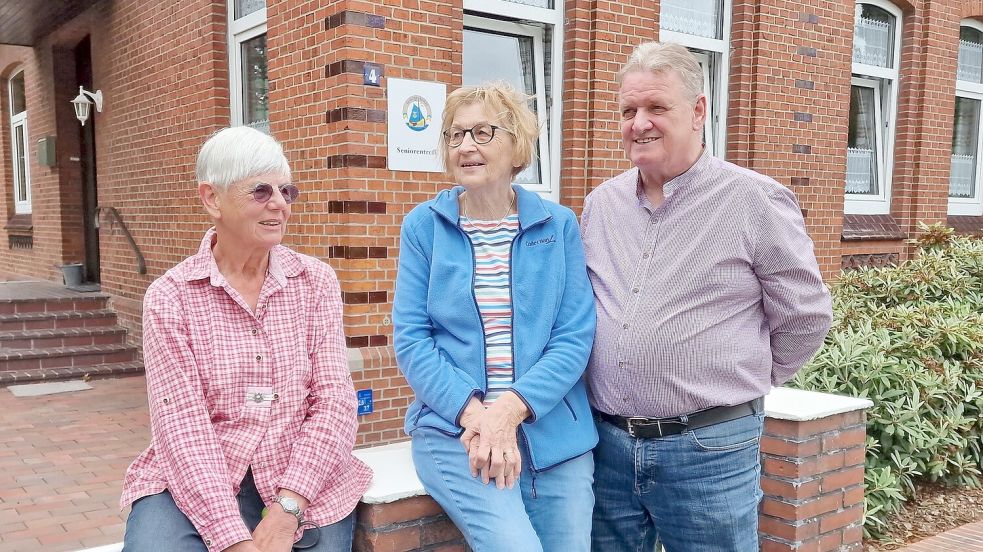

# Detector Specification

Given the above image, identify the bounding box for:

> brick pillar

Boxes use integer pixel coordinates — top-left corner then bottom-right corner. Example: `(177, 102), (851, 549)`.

(354, 495), (468, 552)
(758, 408), (869, 551)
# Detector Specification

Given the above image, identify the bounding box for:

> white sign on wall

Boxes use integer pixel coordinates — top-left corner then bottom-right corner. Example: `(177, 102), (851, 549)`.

(387, 78), (446, 173)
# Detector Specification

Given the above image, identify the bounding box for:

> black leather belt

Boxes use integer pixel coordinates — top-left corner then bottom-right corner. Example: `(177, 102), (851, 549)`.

(597, 398), (763, 439)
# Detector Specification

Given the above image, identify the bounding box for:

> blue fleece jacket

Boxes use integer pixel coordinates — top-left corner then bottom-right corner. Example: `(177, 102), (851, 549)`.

(393, 184), (598, 471)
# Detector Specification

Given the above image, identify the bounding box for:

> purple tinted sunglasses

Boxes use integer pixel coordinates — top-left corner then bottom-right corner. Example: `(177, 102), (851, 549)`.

(247, 183), (300, 204)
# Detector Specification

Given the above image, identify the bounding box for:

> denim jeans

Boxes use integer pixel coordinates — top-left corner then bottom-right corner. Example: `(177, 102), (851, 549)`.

(411, 426), (594, 552)
(591, 412), (765, 552)
(122, 470), (355, 551)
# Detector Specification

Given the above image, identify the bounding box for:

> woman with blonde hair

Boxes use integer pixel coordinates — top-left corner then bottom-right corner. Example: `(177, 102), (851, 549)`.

(393, 82), (597, 551)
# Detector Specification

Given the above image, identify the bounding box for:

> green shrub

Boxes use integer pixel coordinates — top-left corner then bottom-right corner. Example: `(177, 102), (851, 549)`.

(791, 223), (983, 539)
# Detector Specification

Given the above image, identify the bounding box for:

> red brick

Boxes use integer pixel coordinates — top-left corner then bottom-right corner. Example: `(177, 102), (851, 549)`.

(818, 505), (864, 533)
(820, 466), (865, 493)
(357, 496), (444, 528)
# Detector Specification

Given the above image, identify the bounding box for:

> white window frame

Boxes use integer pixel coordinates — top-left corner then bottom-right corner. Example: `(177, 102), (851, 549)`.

(847, 77), (885, 199)
(845, 0), (902, 215)
(464, 0), (564, 202)
(659, 0), (732, 158)
(949, 19), (983, 216)
(227, 3), (268, 130)
(8, 68), (30, 214)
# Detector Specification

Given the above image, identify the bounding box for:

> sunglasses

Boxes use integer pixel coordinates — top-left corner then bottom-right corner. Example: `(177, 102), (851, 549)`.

(246, 183), (300, 204)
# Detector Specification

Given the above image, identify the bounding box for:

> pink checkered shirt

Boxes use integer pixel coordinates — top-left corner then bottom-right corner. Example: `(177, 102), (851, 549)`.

(121, 228), (372, 551)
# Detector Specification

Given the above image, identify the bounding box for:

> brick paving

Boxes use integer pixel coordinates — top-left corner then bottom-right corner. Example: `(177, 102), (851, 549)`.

(898, 520), (983, 552)
(0, 376), (149, 552)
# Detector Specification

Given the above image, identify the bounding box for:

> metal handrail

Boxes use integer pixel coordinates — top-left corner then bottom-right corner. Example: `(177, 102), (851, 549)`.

(97, 206), (147, 275)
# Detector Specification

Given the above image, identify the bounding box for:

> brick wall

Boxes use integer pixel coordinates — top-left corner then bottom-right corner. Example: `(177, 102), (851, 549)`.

(728, 0), (853, 278)
(0, 44), (83, 281)
(890, 0), (960, 256)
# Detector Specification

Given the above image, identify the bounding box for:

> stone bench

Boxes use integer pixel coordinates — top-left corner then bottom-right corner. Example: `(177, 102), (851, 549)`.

(353, 387), (873, 552)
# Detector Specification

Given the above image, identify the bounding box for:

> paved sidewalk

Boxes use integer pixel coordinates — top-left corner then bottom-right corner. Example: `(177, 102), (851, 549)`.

(0, 376), (149, 552)
(898, 519), (983, 551)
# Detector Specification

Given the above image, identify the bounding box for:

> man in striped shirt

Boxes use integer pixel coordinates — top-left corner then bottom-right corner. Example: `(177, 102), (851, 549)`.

(582, 42), (832, 552)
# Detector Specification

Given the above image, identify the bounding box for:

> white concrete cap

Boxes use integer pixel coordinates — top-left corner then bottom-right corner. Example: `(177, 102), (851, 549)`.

(764, 387), (873, 421)
(353, 440), (425, 504)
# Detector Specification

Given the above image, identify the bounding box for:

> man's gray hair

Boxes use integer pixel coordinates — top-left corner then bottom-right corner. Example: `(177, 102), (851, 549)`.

(195, 126), (290, 190)
(618, 42), (705, 101)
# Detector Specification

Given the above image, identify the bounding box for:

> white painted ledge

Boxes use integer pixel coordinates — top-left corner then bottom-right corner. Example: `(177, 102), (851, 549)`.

(353, 440), (424, 504)
(763, 387), (873, 421)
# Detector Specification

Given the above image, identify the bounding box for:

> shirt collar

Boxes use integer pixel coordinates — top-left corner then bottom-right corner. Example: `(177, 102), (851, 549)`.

(178, 227), (305, 285)
(635, 147), (713, 210)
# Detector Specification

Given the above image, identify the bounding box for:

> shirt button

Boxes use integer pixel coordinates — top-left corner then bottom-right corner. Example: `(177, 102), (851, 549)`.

(632, 288), (639, 293)
(256, 355), (262, 362)
(623, 397), (630, 402)
(622, 323), (629, 329)
(642, 253), (650, 259)
(251, 329), (258, 335)
(618, 361), (625, 367)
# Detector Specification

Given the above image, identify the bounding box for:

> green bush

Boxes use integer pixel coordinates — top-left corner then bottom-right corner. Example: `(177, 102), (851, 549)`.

(791, 223), (983, 539)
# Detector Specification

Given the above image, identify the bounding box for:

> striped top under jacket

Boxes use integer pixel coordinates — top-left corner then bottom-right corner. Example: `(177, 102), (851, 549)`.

(460, 215), (520, 404)
(581, 150), (833, 418)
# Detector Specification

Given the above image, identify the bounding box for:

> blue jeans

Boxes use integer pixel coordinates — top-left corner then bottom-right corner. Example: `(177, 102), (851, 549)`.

(123, 470), (355, 551)
(411, 426), (594, 552)
(591, 412), (765, 552)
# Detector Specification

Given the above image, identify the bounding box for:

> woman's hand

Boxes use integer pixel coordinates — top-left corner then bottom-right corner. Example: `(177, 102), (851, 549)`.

(458, 396), (486, 460)
(468, 392), (530, 489)
(251, 509), (297, 552)
(252, 490), (309, 552)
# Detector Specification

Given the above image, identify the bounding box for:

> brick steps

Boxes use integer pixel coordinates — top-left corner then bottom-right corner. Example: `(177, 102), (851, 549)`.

(0, 343), (136, 371)
(0, 295), (109, 315)
(0, 285), (143, 385)
(0, 309), (119, 331)
(0, 326), (127, 349)
(0, 360), (144, 385)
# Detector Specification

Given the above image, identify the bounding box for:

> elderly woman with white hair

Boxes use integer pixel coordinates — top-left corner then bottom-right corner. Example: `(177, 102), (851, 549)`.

(120, 126), (371, 552)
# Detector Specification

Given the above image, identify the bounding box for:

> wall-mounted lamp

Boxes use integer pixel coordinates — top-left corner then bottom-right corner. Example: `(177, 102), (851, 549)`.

(71, 87), (103, 126)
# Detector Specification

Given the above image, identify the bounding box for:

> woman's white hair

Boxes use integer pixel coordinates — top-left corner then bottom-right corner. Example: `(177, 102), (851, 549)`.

(195, 126), (290, 190)
(618, 42), (705, 101)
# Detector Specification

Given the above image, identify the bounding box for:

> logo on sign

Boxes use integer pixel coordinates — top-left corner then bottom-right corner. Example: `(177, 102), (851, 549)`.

(402, 95), (431, 132)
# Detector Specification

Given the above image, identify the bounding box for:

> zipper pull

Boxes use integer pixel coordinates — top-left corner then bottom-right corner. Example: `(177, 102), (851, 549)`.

(530, 471), (538, 499)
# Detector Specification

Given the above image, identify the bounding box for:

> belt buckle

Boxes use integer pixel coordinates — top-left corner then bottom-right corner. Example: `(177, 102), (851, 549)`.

(626, 416), (650, 438)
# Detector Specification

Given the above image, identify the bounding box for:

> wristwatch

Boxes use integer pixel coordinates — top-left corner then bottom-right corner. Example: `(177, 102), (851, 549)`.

(271, 495), (304, 525)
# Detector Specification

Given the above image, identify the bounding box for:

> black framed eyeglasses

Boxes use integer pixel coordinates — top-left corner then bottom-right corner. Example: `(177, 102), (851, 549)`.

(246, 183), (300, 204)
(443, 123), (504, 148)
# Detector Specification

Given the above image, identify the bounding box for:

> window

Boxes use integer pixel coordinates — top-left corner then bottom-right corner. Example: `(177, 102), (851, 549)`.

(8, 69), (30, 214)
(463, 0), (563, 200)
(949, 21), (983, 216)
(659, 0), (730, 156)
(845, 1), (901, 214)
(228, 0), (268, 133)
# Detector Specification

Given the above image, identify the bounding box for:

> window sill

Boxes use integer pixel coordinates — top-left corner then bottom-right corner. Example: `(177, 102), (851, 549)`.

(841, 214), (905, 241)
(947, 215), (983, 237)
(4, 213), (32, 235)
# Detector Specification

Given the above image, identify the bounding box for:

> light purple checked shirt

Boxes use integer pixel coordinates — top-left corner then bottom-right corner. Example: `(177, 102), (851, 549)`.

(581, 150), (832, 418)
